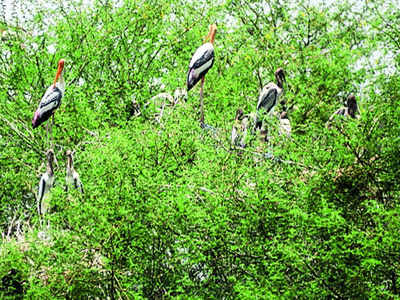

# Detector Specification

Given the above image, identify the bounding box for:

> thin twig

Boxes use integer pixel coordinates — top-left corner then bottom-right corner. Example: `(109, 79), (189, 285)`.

(3, 117), (43, 156)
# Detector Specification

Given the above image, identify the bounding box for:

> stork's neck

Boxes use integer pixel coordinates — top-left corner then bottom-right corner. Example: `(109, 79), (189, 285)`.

(47, 157), (54, 176)
(67, 155), (73, 170)
(210, 30), (216, 44)
(276, 74), (284, 89)
(204, 25), (217, 44)
(57, 72), (65, 93)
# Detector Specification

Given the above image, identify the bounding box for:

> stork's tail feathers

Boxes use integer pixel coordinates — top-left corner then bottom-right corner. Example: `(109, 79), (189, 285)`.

(32, 110), (40, 128)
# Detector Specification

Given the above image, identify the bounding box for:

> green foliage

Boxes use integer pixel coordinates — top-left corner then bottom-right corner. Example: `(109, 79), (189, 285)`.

(1, 0), (400, 298)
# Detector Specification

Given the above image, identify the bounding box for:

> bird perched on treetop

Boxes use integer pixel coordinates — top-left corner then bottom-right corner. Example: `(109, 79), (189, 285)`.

(187, 24), (217, 126)
(32, 59), (65, 140)
(256, 68), (286, 126)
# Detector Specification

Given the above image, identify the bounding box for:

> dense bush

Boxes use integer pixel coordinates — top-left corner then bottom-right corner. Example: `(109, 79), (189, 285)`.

(0, 0), (399, 298)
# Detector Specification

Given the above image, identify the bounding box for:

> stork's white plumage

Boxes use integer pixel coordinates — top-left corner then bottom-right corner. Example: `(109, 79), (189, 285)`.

(65, 150), (84, 194)
(187, 42), (214, 90)
(187, 24), (217, 125)
(32, 59), (65, 130)
(37, 149), (55, 215)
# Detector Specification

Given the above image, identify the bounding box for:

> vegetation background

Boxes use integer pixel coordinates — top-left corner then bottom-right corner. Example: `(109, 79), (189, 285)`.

(0, 0), (399, 298)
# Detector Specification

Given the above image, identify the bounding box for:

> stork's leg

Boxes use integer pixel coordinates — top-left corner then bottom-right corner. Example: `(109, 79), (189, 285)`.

(50, 113), (55, 147)
(46, 122), (49, 146)
(200, 76), (205, 126)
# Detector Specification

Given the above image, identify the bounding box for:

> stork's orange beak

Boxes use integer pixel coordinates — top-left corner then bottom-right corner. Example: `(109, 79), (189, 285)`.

(53, 59), (65, 87)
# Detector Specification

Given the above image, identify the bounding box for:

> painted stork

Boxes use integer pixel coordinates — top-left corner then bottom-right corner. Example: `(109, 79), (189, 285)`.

(327, 94), (358, 128)
(279, 111), (291, 138)
(65, 150), (84, 194)
(37, 149), (56, 215)
(256, 68), (286, 129)
(254, 68), (286, 144)
(187, 24), (217, 125)
(231, 108), (250, 148)
(32, 59), (65, 138)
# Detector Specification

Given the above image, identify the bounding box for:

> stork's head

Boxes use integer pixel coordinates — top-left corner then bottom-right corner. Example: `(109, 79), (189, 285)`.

(235, 108), (244, 121)
(53, 59), (65, 87)
(46, 148), (59, 170)
(66, 149), (74, 166)
(58, 59), (65, 69)
(204, 24), (217, 44)
(46, 149), (55, 161)
(347, 94), (357, 118)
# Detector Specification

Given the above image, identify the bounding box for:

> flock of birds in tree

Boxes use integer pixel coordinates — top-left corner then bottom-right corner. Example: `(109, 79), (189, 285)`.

(31, 24), (358, 216)
(32, 58), (83, 216)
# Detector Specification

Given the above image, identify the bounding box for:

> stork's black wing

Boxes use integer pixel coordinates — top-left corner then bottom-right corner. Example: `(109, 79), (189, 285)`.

(257, 88), (277, 113)
(191, 49), (214, 70)
(40, 87), (62, 110)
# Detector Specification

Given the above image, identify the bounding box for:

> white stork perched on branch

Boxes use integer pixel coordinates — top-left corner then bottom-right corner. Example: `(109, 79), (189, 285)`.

(65, 150), (84, 194)
(187, 24), (217, 126)
(37, 149), (56, 215)
(32, 59), (65, 138)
